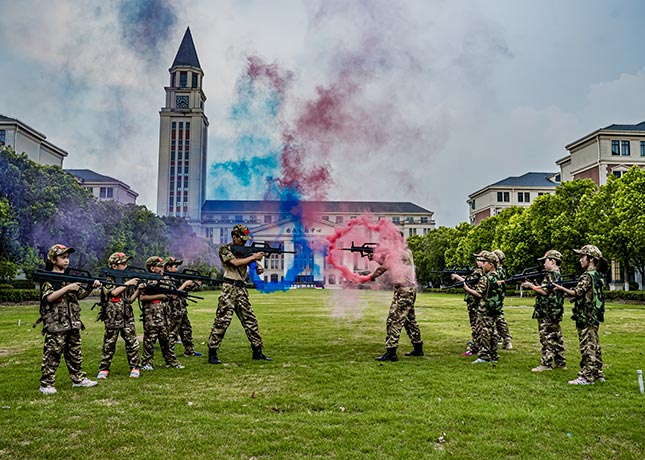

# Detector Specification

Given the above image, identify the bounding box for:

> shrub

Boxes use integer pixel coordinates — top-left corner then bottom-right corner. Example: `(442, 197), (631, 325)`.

(0, 289), (40, 303)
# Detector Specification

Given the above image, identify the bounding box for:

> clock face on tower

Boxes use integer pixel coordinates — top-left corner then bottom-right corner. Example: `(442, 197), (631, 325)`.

(176, 95), (189, 109)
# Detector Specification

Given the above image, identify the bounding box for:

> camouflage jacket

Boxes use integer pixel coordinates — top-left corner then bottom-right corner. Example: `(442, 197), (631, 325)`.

(99, 283), (136, 329)
(464, 268), (484, 305)
(220, 243), (248, 281)
(165, 277), (188, 319)
(532, 271), (564, 321)
(140, 297), (168, 328)
(572, 270), (605, 328)
(473, 271), (503, 317)
(39, 281), (84, 334)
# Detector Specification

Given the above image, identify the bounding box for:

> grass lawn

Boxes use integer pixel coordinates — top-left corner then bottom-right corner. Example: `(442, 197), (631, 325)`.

(0, 290), (643, 459)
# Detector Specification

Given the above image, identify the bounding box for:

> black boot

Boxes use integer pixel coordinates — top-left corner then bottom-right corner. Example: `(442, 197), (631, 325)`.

(208, 348), (221, 364)
(375, 347), (398, 362)
(252, 345), (272, 361)
(405, 343), (424, 356)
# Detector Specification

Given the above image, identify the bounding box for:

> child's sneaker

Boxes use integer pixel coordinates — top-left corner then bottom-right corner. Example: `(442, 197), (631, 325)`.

(472, 358), (490, 364)
(129, 368), (140, 379)
(596, 377), (606, 383)
(568, 376), (594, 385)
(461, 350), (473, 357)
(39, 386), (57, 395)
(97, 370), (109, 380)
(141, 364), (154, 371)
(166, 363), (185, 369)
(184, 351), (203, 357)
(72, 378), (98, 388)
(531, 365), (552, 372)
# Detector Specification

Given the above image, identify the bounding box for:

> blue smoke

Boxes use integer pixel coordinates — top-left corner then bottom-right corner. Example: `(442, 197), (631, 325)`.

(118, 0), (177, 58)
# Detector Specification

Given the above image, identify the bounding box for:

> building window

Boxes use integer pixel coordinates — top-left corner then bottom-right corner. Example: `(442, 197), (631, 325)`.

(100, 187), (106, 198)
(613, 170), (623, 179)
(611, 140), (620, 155)
(235, 215), (243, 222)
(192, 73), (198, 88)
(322, 216), (330, 221)
(249, 215), (258, 223)
(185, 151), (190, 160)
(180, 72), (187, 87)
(406, 216), (414, 224)
(107, 188), (113, 198)
(497, 192), (510, 202)
(470, 201), (475, 210)
(420, 216), (429, 224)
(169, 197), (174, 206)
(0, 129), (5, 145)
(517, 192), (530, 203)
(264, 215), (272, 224)
(621, 140), (630, 156)
(335, 216), (343, 224)
(392, 216), (400, 224)
(641, 141), (645, 156)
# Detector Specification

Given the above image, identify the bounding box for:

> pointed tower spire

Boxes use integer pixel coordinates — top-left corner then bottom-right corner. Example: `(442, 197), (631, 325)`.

(172, 27), (201, 69)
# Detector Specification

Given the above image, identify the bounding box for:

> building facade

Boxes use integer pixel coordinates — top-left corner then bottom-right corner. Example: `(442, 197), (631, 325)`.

(0, 114), (68, 166)
(156, 27), (209, 223)
(66, 169), (138, 205)
(557, 121), (645, 187)
(467, 172), (560, 225)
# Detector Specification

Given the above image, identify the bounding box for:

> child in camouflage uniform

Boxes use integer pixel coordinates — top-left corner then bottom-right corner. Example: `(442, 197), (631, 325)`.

(96, 252), (142, 380)
(463, 251), (503, 364)
(139, 256), (184, 370)
(207, 224), (271, 364)
(522, 250), (567, 372)
(451, 254), (485, 356)
(492, 249), (513, 350)
(367, 239), (423, 362)
(164, 256), (202, 357)
(38, 244), (99, 394)
(554, 245), (607, 385)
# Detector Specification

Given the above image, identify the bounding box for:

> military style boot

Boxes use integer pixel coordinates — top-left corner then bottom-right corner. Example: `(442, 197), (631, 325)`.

(251, 346), (272, 361)
(405, 343), (424, 356)
(375, 347), (398, 362)
(208, 348), (221, 364)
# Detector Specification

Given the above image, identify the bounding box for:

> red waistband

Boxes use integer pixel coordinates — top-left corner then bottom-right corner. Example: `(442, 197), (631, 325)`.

(110, 297), (121, 302)
(151, 300), (161, 304)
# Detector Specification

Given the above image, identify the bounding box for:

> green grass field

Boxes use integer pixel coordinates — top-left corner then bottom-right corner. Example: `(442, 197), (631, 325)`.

(0, 290), (643, 459)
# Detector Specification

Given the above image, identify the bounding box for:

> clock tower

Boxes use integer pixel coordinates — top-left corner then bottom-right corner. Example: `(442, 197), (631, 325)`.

(157, 27), (208, 227)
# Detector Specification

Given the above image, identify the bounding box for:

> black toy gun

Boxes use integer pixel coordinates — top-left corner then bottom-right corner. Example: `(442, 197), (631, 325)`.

(230, 242), (297, 258)
(430, 266), (475, 276)
(541, 276), (579, 291)
(99, 266), (162, 284)
(341, 242), (378, 258)
(33, 268), (126, 288)
(441, 277), (481, 290)
(141, 281), (204, 303)
(164, 268), (216, 284)
(500, 266), (546, 285)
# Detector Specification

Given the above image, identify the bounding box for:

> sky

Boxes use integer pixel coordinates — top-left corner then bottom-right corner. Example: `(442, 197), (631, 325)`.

(2, 0), (645, 227)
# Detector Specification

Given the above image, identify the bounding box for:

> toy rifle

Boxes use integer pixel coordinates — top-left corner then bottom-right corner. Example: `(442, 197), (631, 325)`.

(141, 280), (204, 303)
(541, 275), (579, 291)
(99, 266), (162, 284)
(499, 266), (546, 285)
(33, 268), (127, 288)
(430, 266), (475, 276)
(230, 242), (297, 258)
(440, 277), (481, 290)
(164, 269), (216, 284)
(341, 242), (378, 258)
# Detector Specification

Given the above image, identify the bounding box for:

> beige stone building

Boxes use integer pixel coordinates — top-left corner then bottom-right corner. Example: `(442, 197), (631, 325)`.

(557, 121), (645, 186)
(467, 172), (560, 225)
(0, 114), (68, 166)
(66, 169), (138, 205)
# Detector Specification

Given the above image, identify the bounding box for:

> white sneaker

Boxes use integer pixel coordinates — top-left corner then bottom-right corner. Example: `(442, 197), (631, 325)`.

(39, 386), (57, 395)
(166, 363), (185, 369)
(141, 364), (154, 371)
(97, 370), (109, 380)
(472, 358), (491, 364)
(568, 376), (594, 385)
(531, 365), (552, 373)
(72, 378), (98, 388)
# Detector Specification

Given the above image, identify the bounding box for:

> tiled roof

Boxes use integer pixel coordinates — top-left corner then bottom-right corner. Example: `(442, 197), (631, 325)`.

(489, 172), (559, 188)
(171, 27), (201, 69)
(0, 114), (18, 122)
(604, 121), (645, 131)
(66, 169), (121, 183)
(202, 200), (433, 214)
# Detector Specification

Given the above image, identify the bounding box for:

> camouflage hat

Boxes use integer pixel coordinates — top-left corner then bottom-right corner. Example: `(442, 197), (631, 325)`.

(472, 251), (487, 258)
(476, 250), (498, 266)
(492, 249), (505, 262)
(145, 256), (165, 269)
(537, 249), (562, 261)
(164, 256), (183, 267)
(108, 252), (132, 265)
(232, 224), (251, 241)
(47, 244), (75, 260)
(574, 244), (602, 259)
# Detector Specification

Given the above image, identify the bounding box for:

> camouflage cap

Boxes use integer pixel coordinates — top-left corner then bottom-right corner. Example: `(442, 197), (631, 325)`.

(47, 244), (75, 260)
(537, 249), (562, 261)
(492, 249), (505, 262)
(574, 244), (602, 259)
(232, 224), (251, 241)
(476, 250), (498, 266)
(164, 256), (183, 267)
(108, 252), (132, 265)
(145, 256), (165, 269)
(472, 251), (487, 258)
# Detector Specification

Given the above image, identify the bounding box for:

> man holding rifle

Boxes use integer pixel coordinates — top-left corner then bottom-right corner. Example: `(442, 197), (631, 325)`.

(207, 224), (272, 364)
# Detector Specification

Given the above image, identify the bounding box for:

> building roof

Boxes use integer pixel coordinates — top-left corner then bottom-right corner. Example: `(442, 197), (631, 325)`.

(202, 200), (433, 214)
(469, 172), (559, 199)
(604, 121), (645, 131)
(66, 169), (138, 197)
(171, 27), (201, 69)
(0, 114), (47, 139)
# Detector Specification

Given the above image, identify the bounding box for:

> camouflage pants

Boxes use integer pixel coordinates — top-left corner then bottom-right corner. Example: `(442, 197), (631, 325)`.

(493, 312), (512, 343)
(537, 319), (566, 368)
(169, 313), (195, 355)
(476, 314), (499, 362)
(577, 325), (604, 382)
(40, 330), (87, 387)
(466, 301), (479, 353)
(141, 324), (179, 367)
(384, 287), (422, 349)
(208, 283), (262, 350)
(99, 324), (140, 371)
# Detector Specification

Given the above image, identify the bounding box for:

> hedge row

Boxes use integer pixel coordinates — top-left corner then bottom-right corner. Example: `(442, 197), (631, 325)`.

(0, 289), (40, 303)
(428, 288), (645, 303)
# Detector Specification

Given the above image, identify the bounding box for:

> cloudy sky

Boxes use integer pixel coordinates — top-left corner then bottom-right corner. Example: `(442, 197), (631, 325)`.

(2, 0), (645, 226)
